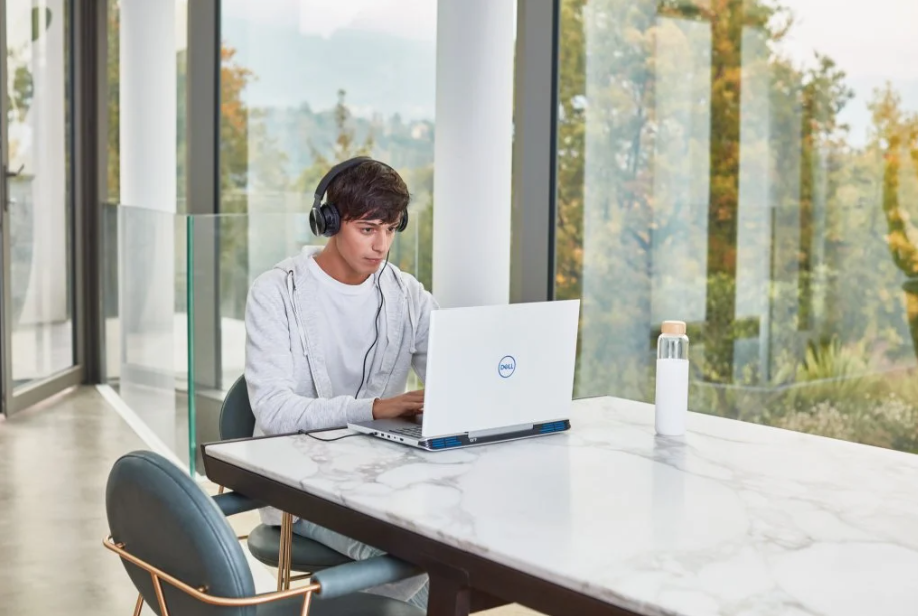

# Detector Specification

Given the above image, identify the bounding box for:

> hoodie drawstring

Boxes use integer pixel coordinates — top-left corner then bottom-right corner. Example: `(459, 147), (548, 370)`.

(390, 269), (418, 354)
(286, 270), (309, 357)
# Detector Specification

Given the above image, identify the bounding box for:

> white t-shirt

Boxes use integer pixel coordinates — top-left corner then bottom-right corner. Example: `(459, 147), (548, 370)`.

(306, 257), (386, 397)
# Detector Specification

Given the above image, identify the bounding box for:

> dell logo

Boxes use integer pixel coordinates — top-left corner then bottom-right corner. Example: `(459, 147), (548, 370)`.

(498, 355), (516, 378)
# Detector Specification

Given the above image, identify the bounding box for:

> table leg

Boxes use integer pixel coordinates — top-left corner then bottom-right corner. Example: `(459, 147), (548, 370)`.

(428, 573), (471, 616)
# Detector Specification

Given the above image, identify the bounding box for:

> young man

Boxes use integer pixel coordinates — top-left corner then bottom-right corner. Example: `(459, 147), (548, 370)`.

(244, 158), (437, 607)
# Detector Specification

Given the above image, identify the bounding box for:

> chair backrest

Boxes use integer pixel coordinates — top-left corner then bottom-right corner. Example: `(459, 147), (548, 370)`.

(219, 375), (256, 441)
(106, 451), (256, 616)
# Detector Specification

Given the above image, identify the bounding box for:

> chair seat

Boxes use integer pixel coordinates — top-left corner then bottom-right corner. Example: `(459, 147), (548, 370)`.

(258, 592), (425, 616)
(248, 524), (353, 570)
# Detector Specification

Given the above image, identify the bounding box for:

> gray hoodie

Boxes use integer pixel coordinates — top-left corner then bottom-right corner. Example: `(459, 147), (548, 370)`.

(244, 248), (437, 525)
(245, 248), (437, 435)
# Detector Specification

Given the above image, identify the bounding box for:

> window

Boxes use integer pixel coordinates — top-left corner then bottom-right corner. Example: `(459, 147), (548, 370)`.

(557, 0), (918, 452)
(219, 0), (436, 290)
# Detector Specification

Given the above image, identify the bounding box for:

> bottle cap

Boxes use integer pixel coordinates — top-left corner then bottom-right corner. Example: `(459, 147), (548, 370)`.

(661, 320), (686, 335)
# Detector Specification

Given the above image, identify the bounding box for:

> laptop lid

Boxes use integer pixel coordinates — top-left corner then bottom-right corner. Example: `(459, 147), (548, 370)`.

(421, 300), (580, 438)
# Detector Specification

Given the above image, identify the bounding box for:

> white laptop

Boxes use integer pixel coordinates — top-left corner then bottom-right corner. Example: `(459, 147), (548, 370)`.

(347, 299), (580, 451)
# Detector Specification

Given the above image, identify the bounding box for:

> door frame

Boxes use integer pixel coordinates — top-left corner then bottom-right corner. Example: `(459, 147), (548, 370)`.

(0, 0), (86, 416)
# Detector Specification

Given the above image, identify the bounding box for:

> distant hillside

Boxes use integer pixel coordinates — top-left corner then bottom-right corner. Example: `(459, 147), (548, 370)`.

(222, 17), (437, 122)
(254, 103), (434, 182)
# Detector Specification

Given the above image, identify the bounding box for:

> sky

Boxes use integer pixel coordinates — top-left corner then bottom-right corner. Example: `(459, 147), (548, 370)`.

(221, 0), (437, 42)
(775, 0), (918, 145)
(777, 0), (918, 83)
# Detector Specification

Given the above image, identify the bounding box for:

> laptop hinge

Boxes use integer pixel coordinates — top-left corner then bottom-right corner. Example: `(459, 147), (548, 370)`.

(467, 423), (534, 439)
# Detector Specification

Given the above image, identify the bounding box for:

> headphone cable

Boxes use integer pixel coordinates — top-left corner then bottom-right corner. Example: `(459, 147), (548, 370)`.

(354, 253), (390, 398)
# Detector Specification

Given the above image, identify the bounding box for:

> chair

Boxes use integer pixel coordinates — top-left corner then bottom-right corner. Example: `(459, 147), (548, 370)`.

(220, 375), (352, 590)
(104, 450), (425, 616)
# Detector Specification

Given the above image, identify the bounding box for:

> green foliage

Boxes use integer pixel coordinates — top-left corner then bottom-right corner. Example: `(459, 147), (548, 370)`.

(556, 0), (918, 453)
(796, 336), (872, 384)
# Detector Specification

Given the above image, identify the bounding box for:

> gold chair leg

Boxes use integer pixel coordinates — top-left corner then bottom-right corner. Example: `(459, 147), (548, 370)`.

(300, 590), (313, 616)
(275, 517), (286, 591)
(133, 592), (144, 616)
(218, 485), (226, 495)
(277, 512), (293, 591)
(283, 512), (294, 590)
(281, 513), (293, 590)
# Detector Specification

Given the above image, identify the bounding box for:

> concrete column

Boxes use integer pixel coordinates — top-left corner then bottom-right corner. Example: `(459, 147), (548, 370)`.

(432, 0), (516, 308)
(119, 0), (176, 211)
(118, 0), (179, 452)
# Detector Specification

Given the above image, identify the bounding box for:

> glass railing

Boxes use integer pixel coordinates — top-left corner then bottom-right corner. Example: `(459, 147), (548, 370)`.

(101, 203), (190, 468)
(186, 210), (318, 473)
(100, 198), (426, 474)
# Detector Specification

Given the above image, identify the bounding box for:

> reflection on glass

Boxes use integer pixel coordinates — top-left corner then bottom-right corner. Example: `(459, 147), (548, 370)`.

(558, 0), (918, 453)
(117, 207), (187, 464)
(5, 0), (74, 386)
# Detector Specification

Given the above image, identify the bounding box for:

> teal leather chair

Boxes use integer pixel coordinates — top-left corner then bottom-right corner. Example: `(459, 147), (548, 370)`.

(104, 450), (424, 616)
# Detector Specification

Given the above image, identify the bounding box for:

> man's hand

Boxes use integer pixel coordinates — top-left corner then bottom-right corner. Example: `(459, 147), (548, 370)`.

(372, 390), (424, 420)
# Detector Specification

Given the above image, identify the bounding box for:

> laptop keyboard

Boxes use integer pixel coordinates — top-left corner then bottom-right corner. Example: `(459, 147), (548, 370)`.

(390, 425), (424, 438)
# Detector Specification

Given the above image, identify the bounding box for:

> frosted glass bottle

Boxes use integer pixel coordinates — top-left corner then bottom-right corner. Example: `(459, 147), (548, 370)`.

(654, 320), (689, 436)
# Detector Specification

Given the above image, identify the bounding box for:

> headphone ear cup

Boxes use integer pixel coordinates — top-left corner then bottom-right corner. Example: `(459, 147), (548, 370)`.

(397, 209), (409, 233)
(322, 202), (341, 236)
(309, 206), (324, 236)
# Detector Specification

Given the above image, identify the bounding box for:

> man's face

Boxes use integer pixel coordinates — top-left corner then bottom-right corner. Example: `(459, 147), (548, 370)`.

(336, 217), (399, 277)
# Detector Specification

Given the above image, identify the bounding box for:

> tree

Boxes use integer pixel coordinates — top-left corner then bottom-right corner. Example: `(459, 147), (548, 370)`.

(555, 0), (587, 303)
(292, 89), (375, 194)
(554, 0), (874, 407)
(871, 84), (918, 278)
(106, 0), (120, 200)
(870, 83), (918, 359)
(219, 45), (254, 211)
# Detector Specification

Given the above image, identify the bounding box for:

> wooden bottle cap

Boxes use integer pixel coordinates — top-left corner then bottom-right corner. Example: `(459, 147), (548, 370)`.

(661, 320), (686, 335)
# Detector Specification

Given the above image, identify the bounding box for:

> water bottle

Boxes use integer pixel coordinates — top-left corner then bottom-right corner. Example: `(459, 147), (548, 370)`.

(655, 320), (689, 436)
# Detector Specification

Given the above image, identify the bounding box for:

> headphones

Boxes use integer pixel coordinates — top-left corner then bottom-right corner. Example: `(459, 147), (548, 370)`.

(309, 156), (409, 237)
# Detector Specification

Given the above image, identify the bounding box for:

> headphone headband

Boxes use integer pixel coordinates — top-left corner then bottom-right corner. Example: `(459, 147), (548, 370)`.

(312, 156), (374, 211)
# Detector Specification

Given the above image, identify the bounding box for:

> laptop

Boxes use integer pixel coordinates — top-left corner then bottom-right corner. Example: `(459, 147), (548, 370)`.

(347, 299), (580, 451)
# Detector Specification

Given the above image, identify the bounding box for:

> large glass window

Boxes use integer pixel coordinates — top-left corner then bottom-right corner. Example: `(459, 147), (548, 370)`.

(220, 0), (437, 290)
(4, 0), (75, 387)
(557, 0), (918, 453)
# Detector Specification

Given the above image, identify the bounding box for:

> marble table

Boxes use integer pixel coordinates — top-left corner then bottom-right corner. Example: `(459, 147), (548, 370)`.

(202, 396), (918, 616)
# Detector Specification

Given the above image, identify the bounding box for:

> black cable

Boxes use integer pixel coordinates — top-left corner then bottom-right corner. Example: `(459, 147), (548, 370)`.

(300, 430), (366, 443)
(354, 253), (390, 398)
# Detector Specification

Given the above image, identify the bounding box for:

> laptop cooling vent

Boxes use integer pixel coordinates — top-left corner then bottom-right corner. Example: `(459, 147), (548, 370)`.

(430, 437), (463, 449)
(539, 422), (567, 433)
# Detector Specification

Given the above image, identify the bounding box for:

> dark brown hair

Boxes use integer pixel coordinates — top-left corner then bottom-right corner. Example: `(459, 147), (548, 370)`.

(327, 160), (409, 225)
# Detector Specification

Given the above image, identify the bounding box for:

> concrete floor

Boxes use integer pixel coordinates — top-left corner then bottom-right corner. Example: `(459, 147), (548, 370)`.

(0, 387), (538, 616)
(0, 387), (149, 615)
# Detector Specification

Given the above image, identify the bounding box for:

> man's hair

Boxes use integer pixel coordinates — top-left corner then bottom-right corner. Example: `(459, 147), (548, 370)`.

(326, 160), (409, 225)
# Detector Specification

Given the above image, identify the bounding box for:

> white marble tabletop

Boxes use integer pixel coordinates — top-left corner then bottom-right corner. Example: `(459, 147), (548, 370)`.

(206, 396), (918, 616)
